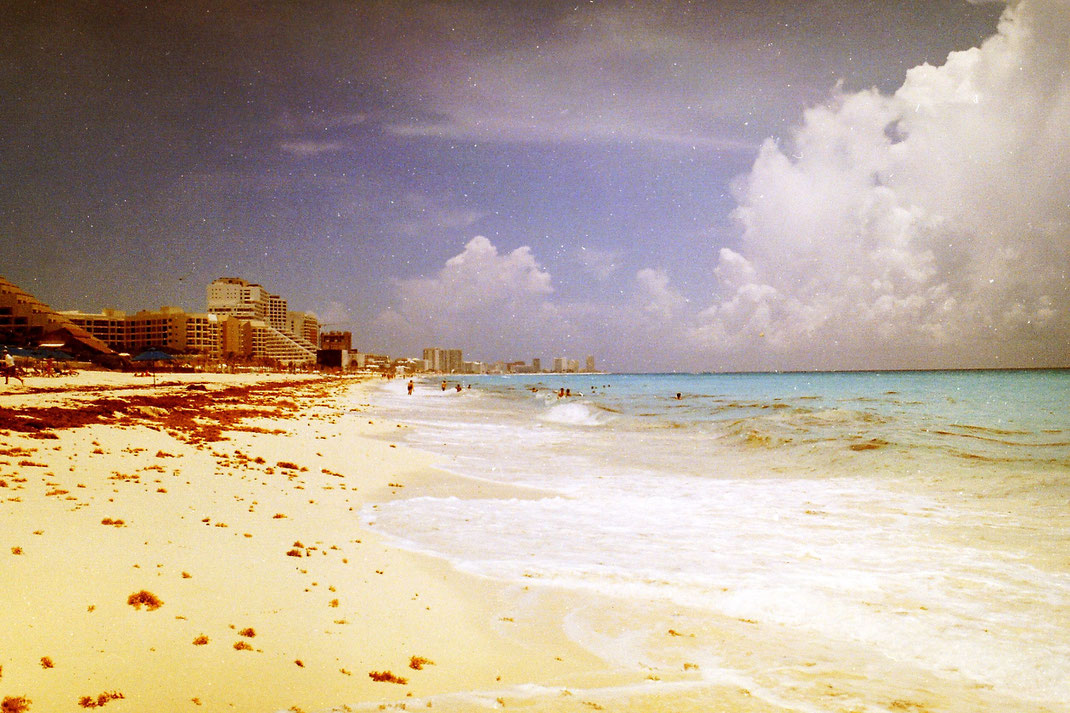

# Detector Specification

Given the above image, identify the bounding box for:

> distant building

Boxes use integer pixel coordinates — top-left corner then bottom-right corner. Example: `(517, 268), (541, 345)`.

(357, 353), (392, 372)
(552, 357), (567, 373)
(64, 306), (229, 357)
(532, 358), (541, 372)
(206, 277), (316, 363)
(446, 349), (463, 373)
(317, 332), (352, 370)
(392, 357), (423, 375)
(585, 355), (596, 372)
(464, 361), (487, 374)
(0, 275), (113, 360)
(422, 347), (464, 373)
(422, 348), (444, 372)
(288, 311), (319, 347)
(321, 331), (352, 351)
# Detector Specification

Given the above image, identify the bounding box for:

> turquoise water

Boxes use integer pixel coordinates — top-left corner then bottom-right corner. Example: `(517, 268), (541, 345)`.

(361, 370), (1069, 712)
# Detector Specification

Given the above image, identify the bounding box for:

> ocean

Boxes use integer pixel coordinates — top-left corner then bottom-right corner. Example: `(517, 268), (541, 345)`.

(359, 370), (1069, 712)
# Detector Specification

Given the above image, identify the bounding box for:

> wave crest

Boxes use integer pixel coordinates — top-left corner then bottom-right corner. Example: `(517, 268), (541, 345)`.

(539, 402), (608, 427)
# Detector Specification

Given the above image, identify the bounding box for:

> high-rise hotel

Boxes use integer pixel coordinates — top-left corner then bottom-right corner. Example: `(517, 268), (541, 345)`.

(62, 277), (319, 364)
(205, 277), (318, 362)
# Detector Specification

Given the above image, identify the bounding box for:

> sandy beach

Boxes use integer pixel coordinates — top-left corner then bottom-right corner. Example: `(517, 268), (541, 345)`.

(0, 371), (613, 712)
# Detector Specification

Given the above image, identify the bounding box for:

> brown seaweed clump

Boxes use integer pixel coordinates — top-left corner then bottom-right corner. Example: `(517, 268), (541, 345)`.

(408, 656), (434, 670)
(368, 670), (408, 685)
(126, 590), (163, 611)
(1, 696), (31, 713)
(78, 692), (124, 709)
(0, 379), (335, 444)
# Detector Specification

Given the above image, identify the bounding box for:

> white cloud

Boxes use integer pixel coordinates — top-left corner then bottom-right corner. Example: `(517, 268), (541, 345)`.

(278, 139), (345, 156)
(636, 268), (688, 320)
(690, 0), (1070, 369)
(393, 193), (487, 238)
(373, 236), (692, 367)
(315, 300), (351, 327)
(572, 246), (623, 281)
(370, 1), (1068, 371)
(375, 236), (559, 356)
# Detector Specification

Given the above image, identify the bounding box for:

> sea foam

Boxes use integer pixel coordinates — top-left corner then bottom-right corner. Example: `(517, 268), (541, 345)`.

(362, 371), (1070, 710)
(537, 401), (607, 427)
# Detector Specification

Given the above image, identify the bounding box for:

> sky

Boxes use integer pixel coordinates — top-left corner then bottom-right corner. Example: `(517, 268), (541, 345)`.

(2, 0), (1067, 372)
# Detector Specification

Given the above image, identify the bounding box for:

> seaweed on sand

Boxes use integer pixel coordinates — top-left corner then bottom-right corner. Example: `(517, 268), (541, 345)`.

(77, 692), (124, 708)
(2, 697), (31, 713)
(126, 590), (163, 611)
(368, 671), (408, 684)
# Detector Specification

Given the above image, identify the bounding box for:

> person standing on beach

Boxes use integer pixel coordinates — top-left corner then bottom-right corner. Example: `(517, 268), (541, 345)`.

(407, 379), (414, 395)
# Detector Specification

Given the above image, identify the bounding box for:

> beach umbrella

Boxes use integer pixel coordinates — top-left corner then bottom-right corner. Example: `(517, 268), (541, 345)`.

(132, 349), (174, 385)
(32, 348), (75, 361)
(132, 349), (174, 362)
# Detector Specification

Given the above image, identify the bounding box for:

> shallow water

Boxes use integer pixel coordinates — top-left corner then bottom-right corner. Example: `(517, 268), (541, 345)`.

(359, 371), (1070, 712)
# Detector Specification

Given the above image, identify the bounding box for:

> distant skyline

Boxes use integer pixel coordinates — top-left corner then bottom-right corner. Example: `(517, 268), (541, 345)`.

(3, 1), (1067, 372)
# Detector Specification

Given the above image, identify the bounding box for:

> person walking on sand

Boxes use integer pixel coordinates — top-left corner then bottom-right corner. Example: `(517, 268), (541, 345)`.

(2, 349), (23, 386)
(407, 379), (414, 395)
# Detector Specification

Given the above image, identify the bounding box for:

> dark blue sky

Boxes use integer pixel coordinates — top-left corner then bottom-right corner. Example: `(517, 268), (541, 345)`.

(6, 1), (1066, 370)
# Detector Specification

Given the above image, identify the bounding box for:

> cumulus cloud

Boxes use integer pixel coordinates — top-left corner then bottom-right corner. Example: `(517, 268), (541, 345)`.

(691, 0), (1070, 369)
(636, 268), (689, 321)
(371, 1), (1067, 371)
(375, 236), (561, 356)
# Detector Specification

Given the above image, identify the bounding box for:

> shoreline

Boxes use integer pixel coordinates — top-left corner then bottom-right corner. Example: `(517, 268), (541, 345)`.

(0, 371), (613, 712)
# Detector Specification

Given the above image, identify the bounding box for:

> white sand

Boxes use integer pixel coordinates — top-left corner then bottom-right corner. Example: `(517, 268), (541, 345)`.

(0, 371), (610, 712)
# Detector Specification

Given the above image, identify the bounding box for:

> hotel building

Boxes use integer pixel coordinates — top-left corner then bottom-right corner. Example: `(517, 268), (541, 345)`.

(321, 331), (352, 351)
(63, 306), (228, 358)
(421, 347), (464, 373)
(0, 275), (114, 359)
(62, 278), (319, 364)
(205, 278), (318, 363)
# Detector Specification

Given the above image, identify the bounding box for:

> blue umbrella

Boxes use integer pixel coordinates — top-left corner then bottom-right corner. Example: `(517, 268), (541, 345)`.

(31, 348), (75, 361)
(132, 349), (174, 385)
(132, 349), (174, 362)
